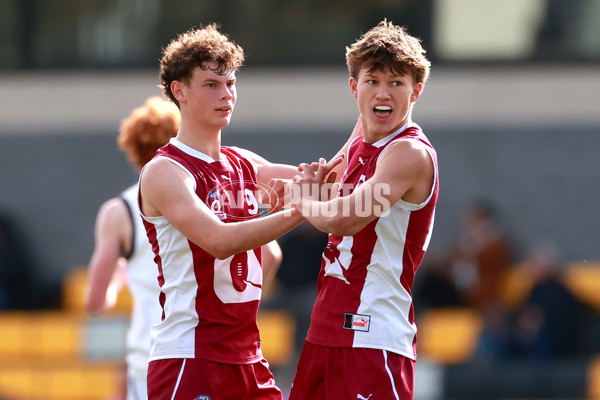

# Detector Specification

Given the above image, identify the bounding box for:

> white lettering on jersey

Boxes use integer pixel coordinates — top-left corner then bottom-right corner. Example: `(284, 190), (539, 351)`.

(245, 188), (259, 215)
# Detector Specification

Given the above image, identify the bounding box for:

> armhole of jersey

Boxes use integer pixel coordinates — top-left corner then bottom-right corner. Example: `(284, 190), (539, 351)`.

(379, 139), (438, 210)
(421, 146), (438, 206)
(118, 196), (135, 260)
(347, 136), (362, 160)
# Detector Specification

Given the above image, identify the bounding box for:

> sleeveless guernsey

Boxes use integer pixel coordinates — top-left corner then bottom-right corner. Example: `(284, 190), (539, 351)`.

(306, 123), (439, 360)
(140, 138), (265, 364)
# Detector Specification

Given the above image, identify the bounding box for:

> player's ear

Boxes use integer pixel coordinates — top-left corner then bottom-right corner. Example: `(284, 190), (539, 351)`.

(411, 82), (424, 103)
(349, 77), (358, 99)
(171, 80), (186, 104)
(348, 77), (358, 98)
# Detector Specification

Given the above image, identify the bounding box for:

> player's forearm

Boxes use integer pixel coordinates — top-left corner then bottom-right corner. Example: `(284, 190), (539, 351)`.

(295, 197), (346, 236)
(202, 209), (303, 259)
(85, 277), (117, 315)
(296, 196), (374, 237)
(85, 251), (119, 314)
(258, 163), (299, 186)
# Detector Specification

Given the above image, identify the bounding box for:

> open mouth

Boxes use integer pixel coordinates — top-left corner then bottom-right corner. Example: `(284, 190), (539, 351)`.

(373, 105), (392, 117)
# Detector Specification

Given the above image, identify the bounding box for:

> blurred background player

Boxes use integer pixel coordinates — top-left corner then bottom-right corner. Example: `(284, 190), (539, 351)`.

(449, 199), (513, 312)
(85, 96), (179, 400)
(85, 95), (284, 399)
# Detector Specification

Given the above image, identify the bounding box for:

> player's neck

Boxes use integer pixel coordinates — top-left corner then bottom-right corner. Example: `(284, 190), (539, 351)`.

(176, 122), (222, 160)
(362, 119), (411, 144)
(362, 128), (397, 144)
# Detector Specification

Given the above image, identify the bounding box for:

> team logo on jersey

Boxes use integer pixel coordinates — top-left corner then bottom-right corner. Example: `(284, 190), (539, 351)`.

(208, 187), (228, 220)
(208, 187), (222, 199)
(343, 313), (371, 332)
(196, 395), (211, 400)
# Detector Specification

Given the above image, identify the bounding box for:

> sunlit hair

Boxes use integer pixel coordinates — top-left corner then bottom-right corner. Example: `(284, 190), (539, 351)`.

(346, 19), (430, 85)
(117, 96), (181, 172)
(159, 23), (245, 106)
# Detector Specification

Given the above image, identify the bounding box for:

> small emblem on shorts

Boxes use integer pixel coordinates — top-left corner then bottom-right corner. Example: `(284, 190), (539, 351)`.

(196, 395), (211, 400)
(343, 313), (370, 332)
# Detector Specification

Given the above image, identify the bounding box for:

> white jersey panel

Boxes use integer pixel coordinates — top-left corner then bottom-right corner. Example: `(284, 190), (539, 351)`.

(353, 207), (417, 359)
(146, 215), (199, 360)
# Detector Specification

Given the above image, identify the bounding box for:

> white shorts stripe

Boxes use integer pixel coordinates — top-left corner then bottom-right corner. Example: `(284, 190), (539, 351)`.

(383, 350), (400, 400)
(170, 359), (186, 400)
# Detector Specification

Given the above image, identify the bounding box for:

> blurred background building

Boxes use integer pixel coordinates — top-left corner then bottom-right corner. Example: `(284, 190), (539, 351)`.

(0, 0), (600, 399)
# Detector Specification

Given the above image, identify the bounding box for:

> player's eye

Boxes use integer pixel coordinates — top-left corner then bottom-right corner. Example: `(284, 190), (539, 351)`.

(392, 81), (402, 87)
(367, 79), (376, 85)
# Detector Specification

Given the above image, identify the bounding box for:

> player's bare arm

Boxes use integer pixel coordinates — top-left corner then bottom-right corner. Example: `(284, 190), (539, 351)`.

(229, 146), (299, 184)
(293, 139), (434, 237)
(236, 145), (343, 212)
(265, 156), (344, 212)
(140, 157), (303, 260)
(85, 198), (131, 314)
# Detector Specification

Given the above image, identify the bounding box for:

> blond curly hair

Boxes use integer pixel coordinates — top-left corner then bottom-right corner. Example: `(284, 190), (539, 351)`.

(159, 23), (245, 107)
(117, 96), (181, 172)
(346, 19), (431, 85)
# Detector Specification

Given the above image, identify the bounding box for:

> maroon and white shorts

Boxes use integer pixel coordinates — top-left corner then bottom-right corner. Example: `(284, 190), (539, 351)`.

(289, 341), (415, 400)
(147, 357), (283, 400)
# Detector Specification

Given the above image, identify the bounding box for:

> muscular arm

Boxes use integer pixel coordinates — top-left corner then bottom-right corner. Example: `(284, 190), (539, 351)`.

(294, 139), (434, 237)
(140, 158), (304, 260)
(85, 198), (131, 314)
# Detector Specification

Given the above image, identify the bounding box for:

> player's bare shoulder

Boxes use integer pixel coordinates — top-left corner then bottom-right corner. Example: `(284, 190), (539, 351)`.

(378, 139), (434, 204)
(384, 139), (432, 170)
(139, 157), (190, 217)
(96, 197), (132, 241)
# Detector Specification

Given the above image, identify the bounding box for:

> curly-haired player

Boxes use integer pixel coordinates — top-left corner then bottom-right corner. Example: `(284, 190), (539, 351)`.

(86, 94), (283, 399)
(138, 24), (341, 399)
(86, 96), (179, 400)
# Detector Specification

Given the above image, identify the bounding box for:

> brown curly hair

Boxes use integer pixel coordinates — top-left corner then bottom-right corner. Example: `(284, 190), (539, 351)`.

(346, 19), (430, 85)
(159, 23), (245, 107)
(117, 96), (181, 172)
